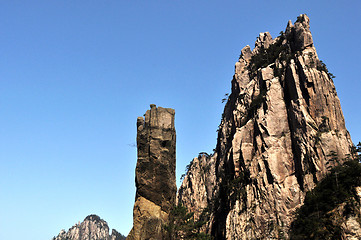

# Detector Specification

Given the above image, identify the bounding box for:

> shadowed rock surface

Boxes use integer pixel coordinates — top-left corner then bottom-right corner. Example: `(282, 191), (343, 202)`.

(178, 14), (356, 239)
(127, 104), (176, 240)
(289, 160), (361, 239)
(52, 215), (125, 240)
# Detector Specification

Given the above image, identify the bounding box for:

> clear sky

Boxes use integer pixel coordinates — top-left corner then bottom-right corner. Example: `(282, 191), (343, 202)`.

(1, 1), (360, 239)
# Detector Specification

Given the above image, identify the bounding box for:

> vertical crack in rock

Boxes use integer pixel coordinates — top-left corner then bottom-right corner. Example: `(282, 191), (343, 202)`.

(178, 14), (355, 239)
(127, 105), (176, 240)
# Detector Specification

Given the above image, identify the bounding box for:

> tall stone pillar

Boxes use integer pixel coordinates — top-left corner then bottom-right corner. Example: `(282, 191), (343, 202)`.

(127, 104), (176, 240)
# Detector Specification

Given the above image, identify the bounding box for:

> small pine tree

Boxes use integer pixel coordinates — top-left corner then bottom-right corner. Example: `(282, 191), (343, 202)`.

(164, 204), (212, 240)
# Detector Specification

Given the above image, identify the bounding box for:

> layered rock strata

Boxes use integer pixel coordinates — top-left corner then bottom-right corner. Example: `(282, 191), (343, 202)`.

(52, 215), (125, 240)
(127, 105), (176, 240)
(178, 14), (355, 239)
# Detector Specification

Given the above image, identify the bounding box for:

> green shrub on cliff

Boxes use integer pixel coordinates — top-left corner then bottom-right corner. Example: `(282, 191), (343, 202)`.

(164, 204), (212, 240)
(248, 34), (287, 73)
(289, 158), (361, 239)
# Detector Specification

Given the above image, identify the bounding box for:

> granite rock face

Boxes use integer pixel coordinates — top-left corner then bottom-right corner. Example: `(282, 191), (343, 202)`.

(177, 153), (217, 220)
(341, 187), (361, 240)
(52, 215), (125, 240)
(127, 105), (176, 240)
(178, 14), (355, 239)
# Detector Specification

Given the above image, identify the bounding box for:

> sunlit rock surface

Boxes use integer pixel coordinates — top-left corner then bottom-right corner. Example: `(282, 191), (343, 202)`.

(178, 14), (355, 239)
(127, 105), (176, 240)
(52, 215), (125, 240)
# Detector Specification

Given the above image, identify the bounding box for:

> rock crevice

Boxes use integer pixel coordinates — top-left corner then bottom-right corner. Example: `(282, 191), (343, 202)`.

(178, 14), (355, 239)
(128, 105), (176, 240)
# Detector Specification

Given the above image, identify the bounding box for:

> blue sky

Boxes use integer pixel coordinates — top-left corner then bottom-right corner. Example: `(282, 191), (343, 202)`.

(1, 1), (360, 239)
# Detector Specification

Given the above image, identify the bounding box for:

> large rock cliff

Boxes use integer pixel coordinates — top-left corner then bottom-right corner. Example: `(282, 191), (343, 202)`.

(178, 14), (356, 239)
(52, 215), (125, 240)
(127, 105), (176, 240)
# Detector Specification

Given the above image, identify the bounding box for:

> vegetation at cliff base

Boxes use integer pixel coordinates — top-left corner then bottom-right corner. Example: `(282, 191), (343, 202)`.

(289, 157), (361, 240)
(165, 204), (212, 240)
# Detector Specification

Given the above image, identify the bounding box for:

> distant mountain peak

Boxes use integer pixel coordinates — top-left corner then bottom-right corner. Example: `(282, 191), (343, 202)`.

(52, 214), (125, 240)
(84, 214), (102, 222)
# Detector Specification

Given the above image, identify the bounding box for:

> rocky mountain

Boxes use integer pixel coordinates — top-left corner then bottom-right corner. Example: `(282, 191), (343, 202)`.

(52, 214), (125, 240)
(178, 14), (357, 239)
(127, 105), (177, 240)
(52, 14), (359, 240)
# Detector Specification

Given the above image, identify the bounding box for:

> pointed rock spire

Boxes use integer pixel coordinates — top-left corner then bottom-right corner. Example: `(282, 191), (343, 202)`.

(178, 14), (355, 239)
(127, 105), (176, 240)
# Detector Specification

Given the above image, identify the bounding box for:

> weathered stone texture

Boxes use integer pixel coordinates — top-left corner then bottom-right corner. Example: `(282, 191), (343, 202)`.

(177, 153), (217, 221)
(127, 105), (176, 240)
(178, 14), (355, 239)
(328, 187), (361, 240)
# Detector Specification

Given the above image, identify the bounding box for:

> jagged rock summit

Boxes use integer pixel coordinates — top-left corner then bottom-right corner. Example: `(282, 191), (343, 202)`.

(178, 14), (356, 239)
(52, 14), (358, 240)
(52, 214), (125, 240)
(127, 105), (176, 240)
